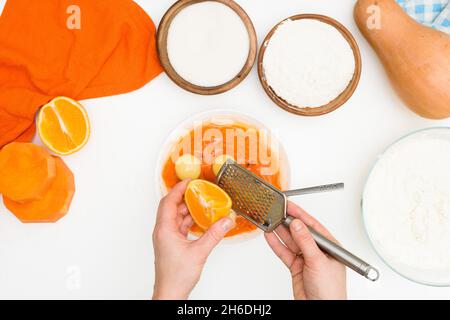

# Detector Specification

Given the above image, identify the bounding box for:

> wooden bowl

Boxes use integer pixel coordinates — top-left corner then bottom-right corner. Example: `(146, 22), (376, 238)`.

(258, 14), (362, 116)
(157, 0), (257, 95)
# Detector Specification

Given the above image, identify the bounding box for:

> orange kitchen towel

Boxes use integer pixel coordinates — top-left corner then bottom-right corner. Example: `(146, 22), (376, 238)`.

(0, 0), (162, 148)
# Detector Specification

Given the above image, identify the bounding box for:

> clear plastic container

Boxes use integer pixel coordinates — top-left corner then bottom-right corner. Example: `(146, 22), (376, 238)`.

(362, 127), (450, 286)
(155, 110), (290, 243)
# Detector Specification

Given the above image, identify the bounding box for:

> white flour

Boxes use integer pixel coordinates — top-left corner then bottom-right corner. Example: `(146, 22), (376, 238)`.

(363, 129), (450, 284)
(263, 19), (355, 108)
(167, 1), (249, 87)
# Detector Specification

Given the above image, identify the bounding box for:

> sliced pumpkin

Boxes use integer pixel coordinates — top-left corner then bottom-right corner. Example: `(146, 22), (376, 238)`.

(0, 142), (56, 202)
(3, 157), (75, 223)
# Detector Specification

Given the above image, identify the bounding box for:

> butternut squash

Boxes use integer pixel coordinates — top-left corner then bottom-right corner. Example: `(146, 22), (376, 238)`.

(354, 0), (450, 119)
(3, 157), (75, 223)
(0, 142), (56, 202)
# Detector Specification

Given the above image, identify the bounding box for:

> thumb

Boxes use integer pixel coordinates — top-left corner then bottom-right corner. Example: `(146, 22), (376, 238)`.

(290, 219), (325, 266)
(195, 217), (235, 255)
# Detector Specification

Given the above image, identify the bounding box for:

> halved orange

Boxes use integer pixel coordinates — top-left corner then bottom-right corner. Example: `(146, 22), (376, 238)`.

(185, 179), (233, 230)
(37, 97), (90, 155)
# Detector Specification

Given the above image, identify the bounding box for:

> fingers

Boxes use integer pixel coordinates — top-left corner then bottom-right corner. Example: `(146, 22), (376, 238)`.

(264, 232), (296, 269)
(164, 179), (191, 205)
(287, 202), (338, 244)
(194, 218), (235, 255)
(289, 219), (325, 266)
(178, 203), (189, 216)
(274, 224), (300, 253)
(180, 215), (194, 236)
(157, 180), (191, 223)
(176, 203), (189, 225)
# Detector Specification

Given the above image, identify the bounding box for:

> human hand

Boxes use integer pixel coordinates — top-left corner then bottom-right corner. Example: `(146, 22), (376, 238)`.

(265, 202), (347, 300)
(152, 179), (235, 300)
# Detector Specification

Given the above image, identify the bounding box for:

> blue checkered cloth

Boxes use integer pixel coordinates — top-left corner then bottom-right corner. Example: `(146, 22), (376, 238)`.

(396, 0), (450, 34)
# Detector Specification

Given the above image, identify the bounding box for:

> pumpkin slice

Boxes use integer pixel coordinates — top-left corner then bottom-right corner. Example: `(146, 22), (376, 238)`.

(3, 157), (75, 223)
(0, 142), (56, 202)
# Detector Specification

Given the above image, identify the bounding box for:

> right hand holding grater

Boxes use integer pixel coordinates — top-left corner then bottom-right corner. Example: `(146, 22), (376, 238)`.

(265, 202), (347, 300)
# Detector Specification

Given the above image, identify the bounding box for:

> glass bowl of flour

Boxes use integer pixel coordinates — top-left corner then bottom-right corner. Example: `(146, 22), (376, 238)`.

(362, 127), (450, 286)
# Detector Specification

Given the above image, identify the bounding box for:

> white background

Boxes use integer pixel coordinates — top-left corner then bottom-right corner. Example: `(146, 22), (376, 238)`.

(0, 0), (449, 299)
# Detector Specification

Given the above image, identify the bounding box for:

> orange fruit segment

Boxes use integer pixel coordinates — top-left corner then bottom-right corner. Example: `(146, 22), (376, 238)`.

(37, 97), (90, 155)
(184, 180), (233, 230)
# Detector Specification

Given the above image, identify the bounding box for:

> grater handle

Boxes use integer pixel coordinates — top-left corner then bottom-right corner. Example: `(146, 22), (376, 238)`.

(283, 183), (344, 197)
(283, 216), (379, 282)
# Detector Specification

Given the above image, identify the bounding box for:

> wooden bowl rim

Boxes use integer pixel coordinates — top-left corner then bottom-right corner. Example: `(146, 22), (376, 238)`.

(257, 14), (362, 117)
(157, 0), (257, 95)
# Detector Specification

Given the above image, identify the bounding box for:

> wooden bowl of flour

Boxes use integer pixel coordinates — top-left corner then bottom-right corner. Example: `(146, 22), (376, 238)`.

(157, 0), (257, 95)
(258, 14), (362, 116)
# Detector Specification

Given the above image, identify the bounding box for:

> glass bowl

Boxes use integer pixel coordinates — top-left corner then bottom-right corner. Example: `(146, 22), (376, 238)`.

(361, 127), (450, 286)
(156, 110), (291, 243)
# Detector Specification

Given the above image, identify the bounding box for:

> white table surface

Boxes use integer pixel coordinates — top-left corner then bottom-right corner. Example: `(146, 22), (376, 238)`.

(0, 0), (449, 300)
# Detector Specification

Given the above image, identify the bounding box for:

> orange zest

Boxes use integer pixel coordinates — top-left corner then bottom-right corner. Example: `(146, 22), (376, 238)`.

(37, 97), (90, 155)
(184, 179), (233, 230)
